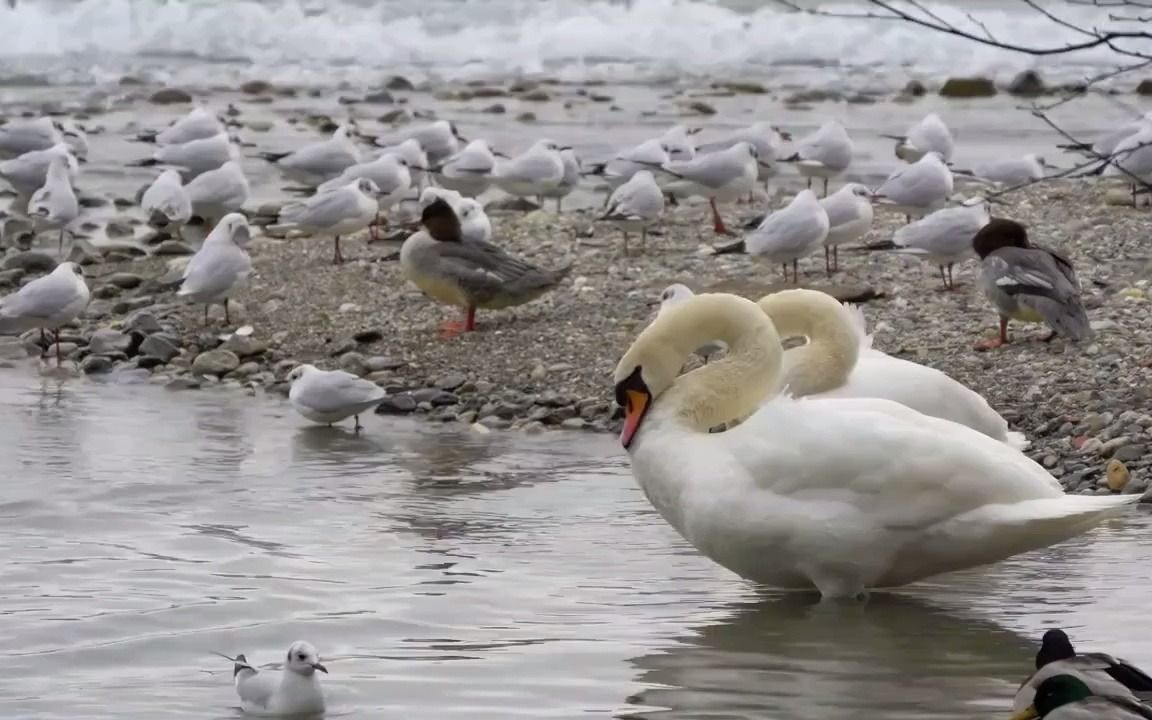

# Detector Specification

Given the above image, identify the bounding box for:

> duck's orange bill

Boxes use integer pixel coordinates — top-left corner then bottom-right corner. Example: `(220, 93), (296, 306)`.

(620, 389), (649, 449)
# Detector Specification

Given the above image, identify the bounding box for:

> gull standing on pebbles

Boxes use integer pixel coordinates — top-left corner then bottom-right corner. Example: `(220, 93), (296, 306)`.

(652, 141), (758, 235)
(883, 112), (954, 163)
(655, 284), (726, 361)
(593, 138), (670, 190)
(746, 189), (829, 283)
(154, 106), (224, 145)
(540, 148), (581, 212)
(601, 169), (664, 254)
(376, 138), (431, 194)
(0, 117), (65, 159)
(400, 198), (570, 337)
(369, 119), (463, 164)
(184, 160), (249, 228)
(278, 178), (379, 264)
(288, 364), (386, 432)
(0, 262), (89, 364)
(28, 155), (79, 254)
(890, 198), (990, 290)
(319, 154), (414, 239)
(260, 124), (360, 187)
(658, 125), (699, 161)
(1104, 124), (1152, 206)
(970, 154), (1053, 187)
(215, 641), (327, 717)
(178, 213), (252, 324)
(873, 151), (954, 222)
(492, 139), (568, 203)
(140, 132), (237, 181)
(819, 183), (873, 273)
(697, 121), (791, 192)
(433, 138), (497, 197)
(785, 120), (852, 196)
(0, 143), (79, 202)
(971, 218), (1090, 351)
(141, 169), (192, 238)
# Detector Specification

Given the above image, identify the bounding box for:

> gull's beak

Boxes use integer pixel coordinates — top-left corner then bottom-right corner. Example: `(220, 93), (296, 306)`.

(412, 165), (432, 172)
(312, 662), (329, 674)
(557, 145), (573, 151)
(493, 150), (511, 159)
(1041, 160), (1060, 170)
(1008, 706), (1038, 720)
(774, 127), (793, 141)
(620, 387), (651, 449)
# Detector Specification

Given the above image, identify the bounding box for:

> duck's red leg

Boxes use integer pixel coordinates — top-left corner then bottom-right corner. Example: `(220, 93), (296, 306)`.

(709, 199), (728, 235)
(975, 317), (1010, 351)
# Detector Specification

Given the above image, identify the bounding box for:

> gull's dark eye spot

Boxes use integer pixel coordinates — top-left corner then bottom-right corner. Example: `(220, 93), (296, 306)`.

(297, 652), (307, 661)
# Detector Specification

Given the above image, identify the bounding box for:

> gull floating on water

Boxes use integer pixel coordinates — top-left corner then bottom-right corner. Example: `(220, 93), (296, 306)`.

(178, 213), (252, 324)
(369, 119), (463, 164)
(400, 197), (570, 336)
(601, 169), (664, 254)
(184, 160), (249, 227)
(889, 197), (989, 290)
(873, 151), (954, 221)
(883, 112), (954, 163)
(653, 141), (758, 235)
(785, 120), (852, 196)
(141, 132), (238, 181)
(0, 261), (90, 364)
(141, 169), (192, 237)
(745, 188), (829, 282)
(28, 155), (80, 254)
(288, 363), (386, 431)
(819, 182), (874, 273)
(432, 138), (498, 198)
(492, 139), (568, 202)
(260, 124), (360, 188)
(278, 178), (379, 264)
(216, 641), (327, 717)
(972, 217), (1090, 351)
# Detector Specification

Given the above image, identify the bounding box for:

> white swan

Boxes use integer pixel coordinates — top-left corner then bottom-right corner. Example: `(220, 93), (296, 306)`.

(613, 292), (1138, 598)
(758, 288), (1028, 450)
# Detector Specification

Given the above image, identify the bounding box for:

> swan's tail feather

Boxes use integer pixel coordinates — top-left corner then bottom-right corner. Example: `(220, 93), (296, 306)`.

(1005, 431), (1030, 451)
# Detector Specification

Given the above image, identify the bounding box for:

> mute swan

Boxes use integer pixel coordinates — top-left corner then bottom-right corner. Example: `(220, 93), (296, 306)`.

(1013, 629), (1152, 715)
(613, 292), (1137, 598)
(758, 288), (1028, 449)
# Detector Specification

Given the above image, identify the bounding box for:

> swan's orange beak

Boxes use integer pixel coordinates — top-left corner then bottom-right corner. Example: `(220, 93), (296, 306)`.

(620, 388), (650, 449)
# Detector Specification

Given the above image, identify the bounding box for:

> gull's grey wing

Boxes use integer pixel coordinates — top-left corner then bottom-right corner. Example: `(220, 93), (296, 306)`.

(604, 181), (661, 220)
(499, 153), (562, 183)
(821, 193), (861, 228)
(893, 207), (981, 254)
(180, 244), (251, 298)
(186, 167), (246, 207)
(446, 146), (494, 174)
(747, 206), (824, 255)
(280, 188), (359, 230)
(143, 179), (192, 222)
(298, 371), (385, 413)
(281, 142), (357, 177)
(235, 668), (279, 710)
(664, 153), (740, 189)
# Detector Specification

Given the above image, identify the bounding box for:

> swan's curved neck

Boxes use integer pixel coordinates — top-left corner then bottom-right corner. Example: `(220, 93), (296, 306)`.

(651, 295), (782, 431)
(757, 291), (858, 397)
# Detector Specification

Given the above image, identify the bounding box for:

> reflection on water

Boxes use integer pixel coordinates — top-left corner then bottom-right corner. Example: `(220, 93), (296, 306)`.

(0, 370), (1150, 719)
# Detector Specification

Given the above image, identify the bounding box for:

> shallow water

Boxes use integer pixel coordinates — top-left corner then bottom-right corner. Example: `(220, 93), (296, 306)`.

(1, 369), (1151, 718)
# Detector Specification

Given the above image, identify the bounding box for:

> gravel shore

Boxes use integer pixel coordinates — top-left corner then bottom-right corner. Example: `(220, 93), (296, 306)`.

(1, 178), (1150, 496)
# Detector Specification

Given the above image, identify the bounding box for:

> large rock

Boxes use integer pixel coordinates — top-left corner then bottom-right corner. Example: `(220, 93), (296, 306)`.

(139, 334), (181, 362)
(88, 328), (131, 355)
(191, 349), (240, 376)
(149, 87), (193, 105)
(220, 333), (267, 358)
(2, 251), (55, 273)
(126, 311), (163, 335)
(67, 238), (103, 266)
(1007, 69), (1045, 97)
(106, 272), (144, 290)
(1138, 79), (1152, 96)
(81, 355), (115, 374)
(939, 77), (997, 98)
(152, 240), (196, 256)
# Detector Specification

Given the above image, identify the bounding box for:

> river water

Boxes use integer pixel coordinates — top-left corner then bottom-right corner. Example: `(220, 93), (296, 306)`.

(1, 368), (1150, 718)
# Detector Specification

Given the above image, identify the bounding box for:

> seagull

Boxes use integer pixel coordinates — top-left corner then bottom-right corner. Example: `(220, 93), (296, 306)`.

(178, 213), (252, 324)
(658, 124), (699, 162)
(696, 121), (792, 191)
(141, 132), (237, 181)
(0, 261), (90, 364)
(601, 169), (664, 254)
(0, 143), (79, 201)
(141, 169), (193, 238)
(277, 178), (380, 264)
(375, 138), (430, 194)
(539, 147), (581, 212)
(184, 160), (249, 228)
(1104, 123), (1152, 206)
(785, 120), (853, 196)
(882, 112), (954, 163)
(369, 119), (464, 164)
(819, 182), (874, 274)
(873, 151), (954, 222)
(653, 141), (758, 234)
(260, 124), (360, 187)
(491, 139), (568, 202)
(970, 154), (1054, 187)
(591, 138), (671, 190)
(432, 138), (497, 197)
(28, 155), (80, 254)
(745, 188), (829, 283)
(288, 364), (386, 432)
(889, 198), (990, 290)
(0, 117), (66, 159)
(154, 106), (225, 146)
(318, 154), (413, 239)
(215, 641), (327, 717)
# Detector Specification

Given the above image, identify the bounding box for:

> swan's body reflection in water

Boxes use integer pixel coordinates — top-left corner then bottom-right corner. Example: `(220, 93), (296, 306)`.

(624, 593), (1032, 720)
